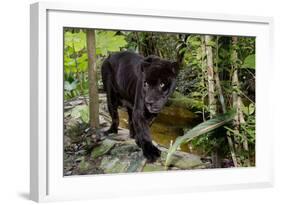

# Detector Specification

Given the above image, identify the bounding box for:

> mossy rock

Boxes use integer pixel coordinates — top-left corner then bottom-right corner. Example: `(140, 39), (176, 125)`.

(167, 91), (204, 111)
(126, 152), (146, 172)
(100, 156), (129, 173)
(95, 140), (146, 174)
(79, 157), (90, 172)
(110, 144), (141, 156)
(160, 148), (204, 169)
(91, 139), (116, 159)
(142, 163), (166, 172)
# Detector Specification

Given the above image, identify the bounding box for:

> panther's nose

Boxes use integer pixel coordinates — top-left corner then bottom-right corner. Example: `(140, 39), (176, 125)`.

(145, 99), (155, 105)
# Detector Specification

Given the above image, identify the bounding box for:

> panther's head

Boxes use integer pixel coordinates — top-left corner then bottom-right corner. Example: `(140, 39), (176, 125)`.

(141, 56), (179, 114)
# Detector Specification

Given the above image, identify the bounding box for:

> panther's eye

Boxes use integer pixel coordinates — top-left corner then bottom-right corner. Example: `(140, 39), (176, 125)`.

(144, 81), (149, 87)
(160, 83), (165, 88)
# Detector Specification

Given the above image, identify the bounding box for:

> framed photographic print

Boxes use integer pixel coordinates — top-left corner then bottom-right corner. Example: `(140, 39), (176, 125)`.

(30, 2), (274, 202)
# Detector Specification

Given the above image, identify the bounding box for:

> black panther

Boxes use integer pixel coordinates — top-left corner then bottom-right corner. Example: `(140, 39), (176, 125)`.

(101, 51), (178, 162)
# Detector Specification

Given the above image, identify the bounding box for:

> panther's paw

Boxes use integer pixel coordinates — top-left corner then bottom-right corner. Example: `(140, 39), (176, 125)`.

(142, 141), (161, 163)
(103, 127), (118, 136)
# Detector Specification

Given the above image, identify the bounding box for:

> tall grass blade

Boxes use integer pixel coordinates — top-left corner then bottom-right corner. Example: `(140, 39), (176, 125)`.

(165, 110), (236, 167)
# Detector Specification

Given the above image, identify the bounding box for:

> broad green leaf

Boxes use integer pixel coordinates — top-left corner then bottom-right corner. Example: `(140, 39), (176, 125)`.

(165, 110), (236, 167)
(64, 80), (77, 91)
(79, 61), (88, 72)
(77, 53), (88, 64)
(242, 54), (255, 69)
(96, 48), (102, 55)
(188, 36), (201, 47)
(189, 40), (201, 47)
(242, 103), (255, 116)
(64, 57), (76, 67)
(64, 31), (86, 51)
(96, 31), (127, 56)
(64, 59), (77, 74)
(64, 46), (75, 56)
(77, 53), (88, 72)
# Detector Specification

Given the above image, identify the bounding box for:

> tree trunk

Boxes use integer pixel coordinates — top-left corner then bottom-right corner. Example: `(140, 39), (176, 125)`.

(204, 35), (221, 168)
(201, 36), (207, 122)
(205, 35), (217, 117)
(86, 29), (100, 129)
(231, 36), (250, 166)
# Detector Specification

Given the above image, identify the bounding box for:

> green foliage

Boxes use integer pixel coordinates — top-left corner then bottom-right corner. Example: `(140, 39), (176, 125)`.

(65, 30), (86, 51)
(177, 35), (207, 104)
(242, 54), (255, 69)
(237, 37), (255, 63)
(96, 31), (128, 56)
(64, 80), (78, 99)
(165, 110), (236, 167)
(64, 55), (76, 74)
(64, 29), (128, 100)
(241, 103), (256, 144)
(64, 80), (78, 92)
(242, 103), (255, 116)
(168, 91), (204, 111)
(124, 31), (180, 60)
(77, 53), (89, 72)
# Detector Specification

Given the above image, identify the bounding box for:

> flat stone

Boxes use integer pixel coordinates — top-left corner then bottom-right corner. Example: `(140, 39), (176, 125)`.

(98, 143), (146, 173)
(108, 128), (131, 141)
(110, 144), (141, 156)
(142, 163), (166, 172)
(126, 152), (146, 172)
(100, 156), (129, 174)
(79, 157), (90, 172)
(160, 147), (204, 169)
(91, 139), (116, 159)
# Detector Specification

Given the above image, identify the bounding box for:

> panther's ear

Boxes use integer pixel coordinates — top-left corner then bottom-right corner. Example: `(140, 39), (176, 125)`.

(141, 60), (151, 73)
(171, 61), (179, 75)
(144, 55), (160, 63)
(141, 55), (160, 72)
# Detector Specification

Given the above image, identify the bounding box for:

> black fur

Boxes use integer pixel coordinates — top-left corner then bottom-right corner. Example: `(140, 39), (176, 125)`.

(101, 51), (178, 162)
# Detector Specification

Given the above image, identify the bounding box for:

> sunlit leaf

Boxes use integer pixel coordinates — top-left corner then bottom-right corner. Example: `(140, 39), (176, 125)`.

(77, 53), (88, 64)
(79, 61), (88, 72)
(242, 54), (255, 69)
(64, 31), (86, 51)
(242, 103), (255, 116)
(96, 31), (128, 56)
(77, 53), (88, 72)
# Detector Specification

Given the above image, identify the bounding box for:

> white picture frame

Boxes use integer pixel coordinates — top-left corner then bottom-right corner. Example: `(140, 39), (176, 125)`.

(30, 2), (274, 202)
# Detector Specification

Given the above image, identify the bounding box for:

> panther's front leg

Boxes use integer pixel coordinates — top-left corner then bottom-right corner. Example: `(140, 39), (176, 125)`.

(127, 107), (135, 139)
(132, 110), (161, 162)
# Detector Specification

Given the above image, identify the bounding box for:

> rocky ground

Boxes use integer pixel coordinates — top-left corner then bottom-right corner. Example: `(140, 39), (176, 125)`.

(63, 96), (212, 176)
